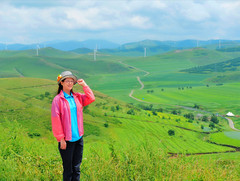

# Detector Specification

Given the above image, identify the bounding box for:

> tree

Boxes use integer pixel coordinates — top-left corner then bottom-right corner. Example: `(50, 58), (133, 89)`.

(45, 91), (50, 97)
(116, 105), (120, 111)
(168, 130), (175, 136)
(202, 115), (208, 122)
(193, 104), (200, 109)
(210, 115), (219, 124)
(127, 109), (135, 115)
(184, 113), (194, 120)
(171, 110), (178, 115)
(104, 123), (109, 128)
(152, 111), (157, 116)
(175, 119), (180, 122)
(209, 122), (215, 129)
(111, 106), (116, 112)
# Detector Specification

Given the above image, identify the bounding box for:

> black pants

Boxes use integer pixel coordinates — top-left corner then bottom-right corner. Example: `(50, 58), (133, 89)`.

(58, 137), (84, 181)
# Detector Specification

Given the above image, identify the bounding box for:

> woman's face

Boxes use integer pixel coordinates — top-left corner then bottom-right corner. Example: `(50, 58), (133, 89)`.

(61, 78), (74, 92)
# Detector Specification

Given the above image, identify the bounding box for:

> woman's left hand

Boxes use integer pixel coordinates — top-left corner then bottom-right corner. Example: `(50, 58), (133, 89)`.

(77, 79), (87, 87)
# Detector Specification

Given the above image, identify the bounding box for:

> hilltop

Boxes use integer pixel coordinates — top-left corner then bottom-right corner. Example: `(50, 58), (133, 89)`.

(2, 39), (240, 57)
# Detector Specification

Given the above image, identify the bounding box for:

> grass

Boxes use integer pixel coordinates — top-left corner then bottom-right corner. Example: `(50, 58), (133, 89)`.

(1, 119), (239, 180)
(0, 67), (240, 180)
(1, 47), (240, 179)
(133, 82), (240, 115)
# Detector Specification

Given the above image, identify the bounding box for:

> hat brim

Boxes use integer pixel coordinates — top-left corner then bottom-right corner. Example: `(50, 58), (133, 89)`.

(58, 75), (77, 85)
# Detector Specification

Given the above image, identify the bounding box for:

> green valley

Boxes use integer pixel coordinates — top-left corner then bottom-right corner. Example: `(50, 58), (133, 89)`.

(0, 46), (240, 180)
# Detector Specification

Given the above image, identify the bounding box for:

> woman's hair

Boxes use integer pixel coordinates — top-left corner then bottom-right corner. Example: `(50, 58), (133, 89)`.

(57, 79), (74, 95)
(57, 83), (63, 94)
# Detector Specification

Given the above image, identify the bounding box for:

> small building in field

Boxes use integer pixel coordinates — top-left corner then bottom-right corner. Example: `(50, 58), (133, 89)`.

(226, 112), (235, 117)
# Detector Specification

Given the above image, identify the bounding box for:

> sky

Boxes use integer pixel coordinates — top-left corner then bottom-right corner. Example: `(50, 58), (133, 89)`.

(1, 0), (240, 44)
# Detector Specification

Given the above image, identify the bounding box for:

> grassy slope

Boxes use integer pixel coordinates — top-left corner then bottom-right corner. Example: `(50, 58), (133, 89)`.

(0, 48), (130, 80)
(0, 77), (239, 180)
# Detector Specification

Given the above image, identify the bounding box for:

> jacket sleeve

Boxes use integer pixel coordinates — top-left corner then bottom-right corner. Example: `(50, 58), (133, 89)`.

(51, 96), (65, 142)
(81, 86), (95, 106)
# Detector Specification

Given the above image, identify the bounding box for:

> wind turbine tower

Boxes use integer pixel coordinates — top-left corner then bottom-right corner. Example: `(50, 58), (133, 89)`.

(144, 48), (147, 57)
(36, 44), (40, 56)
(219, 39), (221, 49)
(93, 49), (97, 61)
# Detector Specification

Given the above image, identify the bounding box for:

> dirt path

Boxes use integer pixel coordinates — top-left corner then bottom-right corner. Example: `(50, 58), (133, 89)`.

(225, 117), (239, 131)
(122, 60), (240, 132)
(118, 60), (150, 76)
(137, 76), (144, 89)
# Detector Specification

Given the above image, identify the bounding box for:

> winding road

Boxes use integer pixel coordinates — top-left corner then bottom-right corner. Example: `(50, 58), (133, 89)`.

(120, 60), (240, 131)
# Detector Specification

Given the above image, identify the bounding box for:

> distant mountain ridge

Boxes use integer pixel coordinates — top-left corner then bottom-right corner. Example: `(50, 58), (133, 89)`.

(2, 39), (240, 56)
(0, 39), (120, 51)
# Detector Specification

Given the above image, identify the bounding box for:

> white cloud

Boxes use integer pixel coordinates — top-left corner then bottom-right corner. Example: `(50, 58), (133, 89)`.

(1, 0), (240, 43)
(178, 2), (210, 22)
(129, 15), (152, 29)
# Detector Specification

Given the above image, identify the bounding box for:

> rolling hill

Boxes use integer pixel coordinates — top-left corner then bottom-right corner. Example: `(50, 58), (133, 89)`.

(1, 45), (240, 180)
(0, 77), (239, 180)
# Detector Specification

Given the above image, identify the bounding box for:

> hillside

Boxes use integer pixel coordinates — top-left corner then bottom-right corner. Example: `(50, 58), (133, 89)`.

(0, 48), (131, 80)
(181, 56), (240, 74)
(0, 77), (240, 180)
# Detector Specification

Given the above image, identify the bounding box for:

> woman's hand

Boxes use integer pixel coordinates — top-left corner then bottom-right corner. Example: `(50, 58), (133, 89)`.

(77, 79), (88, 87)
(60, 138), (67, 150)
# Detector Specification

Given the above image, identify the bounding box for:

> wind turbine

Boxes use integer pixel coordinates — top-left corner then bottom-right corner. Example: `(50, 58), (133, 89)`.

(93, 49), (97, 61)
(36, 44), (40, 56)
(144, 47), (147, 57)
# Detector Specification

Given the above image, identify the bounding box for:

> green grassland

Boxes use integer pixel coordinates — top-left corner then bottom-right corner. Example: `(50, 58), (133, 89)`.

(133, 83), (240, 112)
(1, 47), (240, 179)
(210, 131), (240, 147)
(0, 77), (240, 180)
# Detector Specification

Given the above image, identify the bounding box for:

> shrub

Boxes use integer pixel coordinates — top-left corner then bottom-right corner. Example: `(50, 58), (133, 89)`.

(45, 91), (50, 97)
(184, 113), (194, 120)
(104, 123), (109, 128)
(171, 110), (178, 115)
(175, 119), (180, 122)
(168, 130), (175, 136)
(210, 115), (219, 124)
(111, 106), (116, 112)
(209, 122), (215, 129)
(193, 104), (200, 109)
(116, 105), (120, 111)
(202, 115), (208, 122)
(127, 109), (135, 115)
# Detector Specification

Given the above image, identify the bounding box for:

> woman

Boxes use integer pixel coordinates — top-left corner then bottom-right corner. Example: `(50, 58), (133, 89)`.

(51, 71), (95, 181)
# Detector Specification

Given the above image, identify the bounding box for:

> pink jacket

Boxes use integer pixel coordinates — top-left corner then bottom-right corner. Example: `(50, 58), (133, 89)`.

(51, 86), (95, 142)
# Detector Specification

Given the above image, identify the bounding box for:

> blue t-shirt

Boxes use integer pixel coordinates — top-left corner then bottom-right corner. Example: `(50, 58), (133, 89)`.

(63, 91), (81, 142)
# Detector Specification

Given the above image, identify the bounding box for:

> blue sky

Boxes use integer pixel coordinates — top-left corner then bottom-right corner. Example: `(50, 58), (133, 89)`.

(1, 0), (240, 44)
